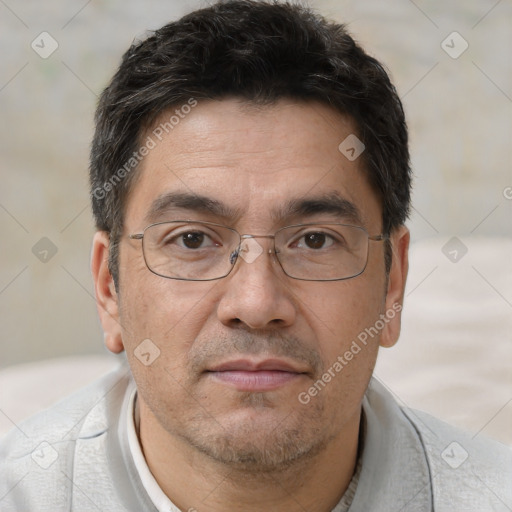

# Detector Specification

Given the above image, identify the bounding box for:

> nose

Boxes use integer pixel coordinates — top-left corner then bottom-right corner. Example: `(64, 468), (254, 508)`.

(216, 236), (297, 329)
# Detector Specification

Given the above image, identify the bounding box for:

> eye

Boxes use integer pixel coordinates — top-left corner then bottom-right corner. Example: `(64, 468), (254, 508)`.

(182, 232), (208, 249)
(305, 232), (331, 249)
(295, 231), (335, 250)
(166, 230), (219, 249)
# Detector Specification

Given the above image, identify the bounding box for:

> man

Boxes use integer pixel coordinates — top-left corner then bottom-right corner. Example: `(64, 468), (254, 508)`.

(1, 1), (510, 510)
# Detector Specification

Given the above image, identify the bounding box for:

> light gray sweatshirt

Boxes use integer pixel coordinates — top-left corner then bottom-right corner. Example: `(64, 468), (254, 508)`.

(0, 365), (510, 511)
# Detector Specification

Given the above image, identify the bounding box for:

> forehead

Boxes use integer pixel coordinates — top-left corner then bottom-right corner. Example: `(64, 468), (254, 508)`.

(125, 98), (382, 231)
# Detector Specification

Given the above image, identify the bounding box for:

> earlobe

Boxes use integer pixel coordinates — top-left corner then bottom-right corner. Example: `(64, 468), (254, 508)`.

(380, 226), (410, 348)
(91, 231), (125, 354)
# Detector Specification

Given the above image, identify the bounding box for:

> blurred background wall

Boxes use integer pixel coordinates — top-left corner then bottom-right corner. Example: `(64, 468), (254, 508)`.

(1, 0), (511, 368)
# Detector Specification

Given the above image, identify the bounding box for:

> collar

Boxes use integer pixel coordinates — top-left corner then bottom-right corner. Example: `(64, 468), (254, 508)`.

(348, 378), (432, 511)
(125, 378), (431, 512)
(126, 388), (182, 512)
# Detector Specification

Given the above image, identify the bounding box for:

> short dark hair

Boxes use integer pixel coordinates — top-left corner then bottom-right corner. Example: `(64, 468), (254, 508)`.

(90, 0), (411, 288)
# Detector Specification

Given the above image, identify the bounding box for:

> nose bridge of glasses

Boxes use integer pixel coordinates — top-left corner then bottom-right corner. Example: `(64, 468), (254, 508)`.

(240, 234), (275, 240)
(240, 233), (276, 254)
(237, 234), (275, 262)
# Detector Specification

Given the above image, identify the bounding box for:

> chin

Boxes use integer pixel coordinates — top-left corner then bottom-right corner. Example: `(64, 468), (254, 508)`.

(177, 400), (333, 473)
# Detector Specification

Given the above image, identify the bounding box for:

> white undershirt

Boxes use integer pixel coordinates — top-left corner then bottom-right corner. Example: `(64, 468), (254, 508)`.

(126, 389), (181, 512)
(126, 388), (360, 512)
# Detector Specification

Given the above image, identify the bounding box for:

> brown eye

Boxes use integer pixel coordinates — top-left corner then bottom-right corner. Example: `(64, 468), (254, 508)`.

(181, 232), (205, 249)
(304, 233), (327, 249)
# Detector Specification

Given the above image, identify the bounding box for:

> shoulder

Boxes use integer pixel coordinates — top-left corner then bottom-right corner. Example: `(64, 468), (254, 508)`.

(363, 379), (512, 510)
(0, 363), (131, 456)
(0, 364), (132, 510)
(402, 406), (512, 509)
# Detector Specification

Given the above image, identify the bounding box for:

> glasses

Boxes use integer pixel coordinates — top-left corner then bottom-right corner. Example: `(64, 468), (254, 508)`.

(129, 220), (387, 282)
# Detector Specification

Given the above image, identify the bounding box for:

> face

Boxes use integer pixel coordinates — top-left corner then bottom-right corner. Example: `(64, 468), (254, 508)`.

(93, 98), (408, 472)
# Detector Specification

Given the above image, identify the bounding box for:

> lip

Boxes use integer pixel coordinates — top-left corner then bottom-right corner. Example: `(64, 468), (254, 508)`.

(206, 358), (308, 391)
(208, 358), (305, 373)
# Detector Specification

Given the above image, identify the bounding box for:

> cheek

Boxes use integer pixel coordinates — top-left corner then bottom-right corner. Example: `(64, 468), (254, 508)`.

(301, 277), (384, 351)
(118, 276), (220, 421)
(298, 277), (386, 409)
(118, 262), (218, 366)
(297, 281), (384, 419)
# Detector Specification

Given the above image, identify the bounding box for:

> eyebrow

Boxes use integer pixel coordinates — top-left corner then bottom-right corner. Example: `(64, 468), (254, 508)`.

(276, 192), (363, 226)
(144, 190), (363, 227)
(144, 191), (241, 224)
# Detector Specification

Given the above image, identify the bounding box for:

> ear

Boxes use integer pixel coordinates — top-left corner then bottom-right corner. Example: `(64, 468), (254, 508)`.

(379, 225), (410, 348)
(91, 231), (124, 354)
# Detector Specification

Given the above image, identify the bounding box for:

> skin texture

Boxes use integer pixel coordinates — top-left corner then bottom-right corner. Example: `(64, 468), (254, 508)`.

(91, 98), (409, 512)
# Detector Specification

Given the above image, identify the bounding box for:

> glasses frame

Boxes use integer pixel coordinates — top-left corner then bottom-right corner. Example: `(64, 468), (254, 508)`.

(129, 220), (388, 282)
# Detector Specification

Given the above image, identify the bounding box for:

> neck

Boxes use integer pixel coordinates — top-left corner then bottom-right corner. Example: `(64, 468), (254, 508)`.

(137, 397), (362, 512)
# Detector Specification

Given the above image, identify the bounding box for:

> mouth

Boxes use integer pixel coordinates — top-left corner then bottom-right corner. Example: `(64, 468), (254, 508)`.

(205, 358), (309, 392)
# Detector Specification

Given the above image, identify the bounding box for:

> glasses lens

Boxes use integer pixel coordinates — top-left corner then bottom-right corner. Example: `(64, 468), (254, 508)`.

(275, 224), (369, 281)
(142, 222), (239, 280)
